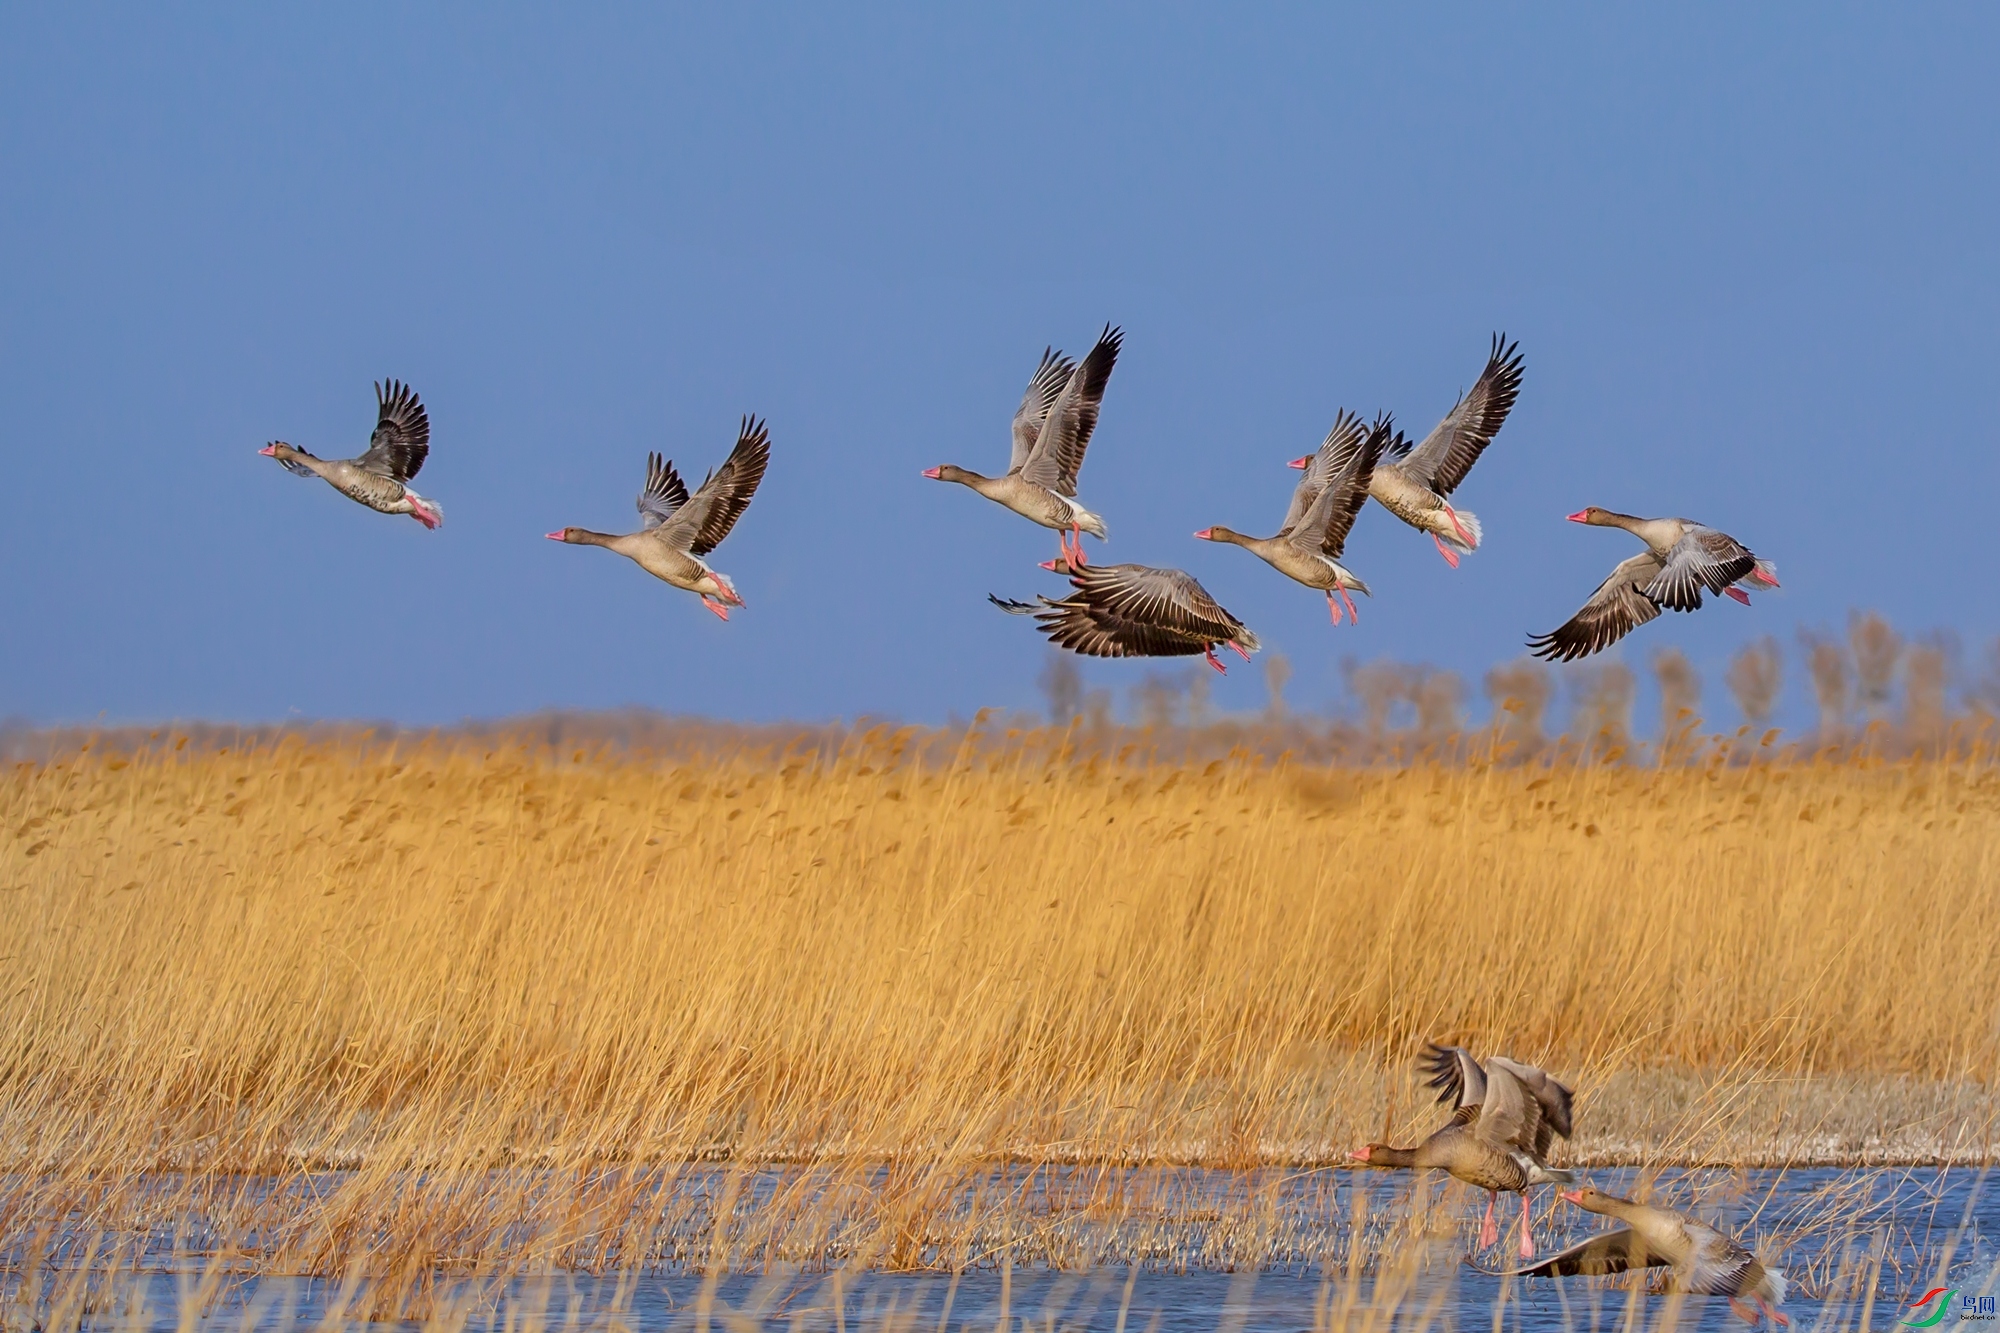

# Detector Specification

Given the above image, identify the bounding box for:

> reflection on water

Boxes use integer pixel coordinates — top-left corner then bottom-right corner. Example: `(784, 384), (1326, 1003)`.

(7, 1166), (1993, 1331)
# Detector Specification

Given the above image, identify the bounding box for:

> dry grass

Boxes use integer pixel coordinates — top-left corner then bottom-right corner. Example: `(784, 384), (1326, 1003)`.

(0, 729), (1996, 1293)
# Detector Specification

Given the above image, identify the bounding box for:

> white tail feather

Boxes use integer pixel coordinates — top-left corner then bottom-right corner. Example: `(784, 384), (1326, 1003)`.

(1765, 1269), (1788, 1304)
(404, 490), (444, 529)
(1439, 506), (1482, 553)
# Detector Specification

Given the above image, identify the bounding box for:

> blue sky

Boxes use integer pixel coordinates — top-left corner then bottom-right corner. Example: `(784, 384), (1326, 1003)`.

(2, 7), (1993, 729)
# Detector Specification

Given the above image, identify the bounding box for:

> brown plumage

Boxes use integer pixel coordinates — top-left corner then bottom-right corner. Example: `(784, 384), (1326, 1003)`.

(925, 326), (1123, 565)
(259, 379), (442, 528)
(1348, 1044), (1576, 1259)
(989, 559), (1259, 673)
(1528, 508), (1779, 661)
(1197, 411), (1384, 626)
(546, 416), (771, 620)
(1293, 335), (1522, 567)
(1506, 1187), (1790, 1326)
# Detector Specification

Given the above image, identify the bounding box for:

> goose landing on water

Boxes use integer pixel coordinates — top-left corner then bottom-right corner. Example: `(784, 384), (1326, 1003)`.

(547, 417), (771, 621)
(1289, 334), (1523, 567)
(1198, 411), (1385, 626)
(1527, 507), (1779, 661)
(1499, 1187), (1790, 1327)
(1348, 1044), (1575, 1258)
(925, 326), (1122, 567)
(990, 558), (1258, 673)
(259, 380), (442, 529)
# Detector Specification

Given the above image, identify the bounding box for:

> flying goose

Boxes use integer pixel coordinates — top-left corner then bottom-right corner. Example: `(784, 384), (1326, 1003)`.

(1289, 335), (1523, 566)
(1507, 1187), (1790, 1327)
(925, 326), (1123, 566)
(1348, 1043), (1575, 1258)
(546, 417), (771, 620)
(1527, 508), (1779, 661)
(990, 559), (1258, 673)
(259, 380), (442, 528)
(1197, 411), (1384, 625)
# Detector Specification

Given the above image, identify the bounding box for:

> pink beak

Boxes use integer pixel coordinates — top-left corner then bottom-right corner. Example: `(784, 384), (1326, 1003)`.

(1038, 559), (1062, 571)
(1566, 510), (1591, 523)
(1347, 1149), (1369, 1163)
(921, 466), (943, 479)
(258, 444), (278, 456)
(545, 530), (567, 541)
(1561, 1190), (1584, 1204)
(1287, 456), (1312, 470)
(1193, 528), (1214, 540)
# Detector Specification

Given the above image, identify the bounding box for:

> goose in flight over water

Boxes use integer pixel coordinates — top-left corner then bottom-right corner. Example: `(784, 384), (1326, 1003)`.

(990, 558), (1258, 673)
(259, 380), (442, 529)
(546, 417), (771, 620)
(1198, 410), (1385, 625)
(1502, 1186), (1790, 1327)
(1527, 508), (1779, 661)
(1291, 334), (1523, 567)
(925, 326), (1123, 567)
(1348, 1044), (1575, 1258)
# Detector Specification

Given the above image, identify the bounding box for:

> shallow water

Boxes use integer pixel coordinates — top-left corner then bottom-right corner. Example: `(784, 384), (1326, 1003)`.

(26, 1166), (2000, 1331)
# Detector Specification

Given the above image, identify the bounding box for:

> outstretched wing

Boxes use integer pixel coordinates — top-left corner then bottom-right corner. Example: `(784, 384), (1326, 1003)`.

(1420, 1043), (1489, 1113)
(1279, 409), (1367, 535)
(1032, 595), (1212, 659)
(1643, 526), (1757, 613)
(1069, 562), (1254, 651)
(1471, 1063), (1550, 1157)
(1398, 334), (1523, 497)
(1008, 348), (1075, 475)
(1486, 1055), (1575, 1152)
(637, 452), (691, 530)
(1509, 1228), (1663, 1280)
(1527, 552), (1665, 662)
(658, 416), (772, 556)
(354, 380), (431, 482)
(1019, 325), (1122, 497)
(1290, 413), (1388, 559)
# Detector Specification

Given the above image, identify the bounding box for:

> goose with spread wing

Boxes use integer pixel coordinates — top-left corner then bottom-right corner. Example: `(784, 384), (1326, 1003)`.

(925, 326), (1122, 566)
(1197, 411), (1384, 625)
(1348, 1043), (1576, 1258)
(259, 380), (443, 529)
(990, 559), (1258, 673)
(1505, 1187), (1789, 1326)
(1527, 508), (1779, 662)
(1289, 335), (1522, 567)
(546, 417), (771, 620)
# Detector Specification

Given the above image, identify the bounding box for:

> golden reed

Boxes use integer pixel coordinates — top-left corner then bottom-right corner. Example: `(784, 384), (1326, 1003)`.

(1, 728), (1994, 1284)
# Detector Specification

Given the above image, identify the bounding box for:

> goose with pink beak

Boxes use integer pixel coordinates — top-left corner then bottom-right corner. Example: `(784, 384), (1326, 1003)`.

(546, 417), (770, 621)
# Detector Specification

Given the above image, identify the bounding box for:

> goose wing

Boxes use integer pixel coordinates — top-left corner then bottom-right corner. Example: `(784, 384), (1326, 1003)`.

(1031, 595), (1214, 659)
(354, 380), (431, 482)
(1680, 1224), (1762, 1297)
(1420, 1043), (1490, 1113)
(1527, 552), (1665, 662)
(1643, 526), (1758, 613)
(1510, 1228), (1665, 1279)
(1018, 325), (1122, 497)
(637, 452), (691, 530)
(1290, 413), (1388, 559)
(1008, 348), (1076, 475)
(1068, 562), (1255, 650)
(1485, 1056), (1575, 1154)
(1397, 334), (1523, 497)
(1278, 410), (1368, 535)
(657, 416), (772, 556)
(1471, 1062), (1552, 1158)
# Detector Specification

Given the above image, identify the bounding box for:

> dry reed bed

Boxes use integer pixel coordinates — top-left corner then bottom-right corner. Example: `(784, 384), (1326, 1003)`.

(0, 735), (1995, 1282)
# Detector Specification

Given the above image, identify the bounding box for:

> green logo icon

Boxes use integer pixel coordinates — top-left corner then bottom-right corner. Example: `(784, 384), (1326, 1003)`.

(1903, 1288), (1958, 1328)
